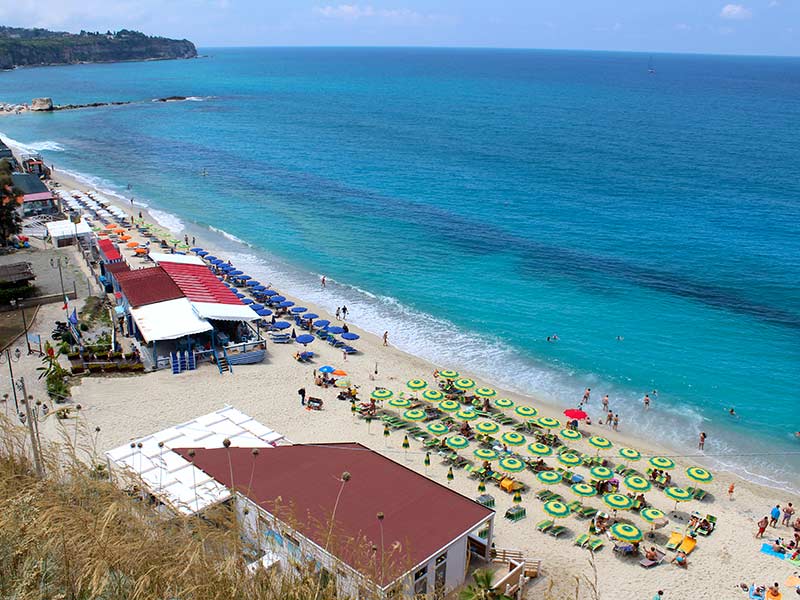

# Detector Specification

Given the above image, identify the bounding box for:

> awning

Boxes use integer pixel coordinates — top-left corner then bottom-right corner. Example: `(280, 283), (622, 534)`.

(150, 252), (206, 266)
(130, 298), (213, 342)
(46, 218), (92, 240)
(192, 302), (259, 322)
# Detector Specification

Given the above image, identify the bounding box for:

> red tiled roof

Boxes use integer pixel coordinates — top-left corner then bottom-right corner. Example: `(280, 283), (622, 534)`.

(175, 443), (493, 587)
(159, 262), (242, 305)
(97, 238), (122, 262)
(116, 267), (185, 308)
(105, 262), (131, 275)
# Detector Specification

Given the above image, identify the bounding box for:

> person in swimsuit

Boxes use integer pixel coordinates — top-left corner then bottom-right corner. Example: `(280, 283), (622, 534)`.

(671, 551), (688, 568)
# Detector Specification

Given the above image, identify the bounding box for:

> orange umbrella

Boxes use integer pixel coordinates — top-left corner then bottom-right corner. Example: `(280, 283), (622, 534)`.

(120, 235), (131, 241)
(105, 224), (117, 230)
(134, 248), (148, 255)
(332, 369), (348, 376)
(126, 241), (139, 248)
(114, 228), (126, 235)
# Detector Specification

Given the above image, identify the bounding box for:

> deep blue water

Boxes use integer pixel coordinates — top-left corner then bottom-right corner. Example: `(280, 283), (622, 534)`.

(1, 48), (798, 489)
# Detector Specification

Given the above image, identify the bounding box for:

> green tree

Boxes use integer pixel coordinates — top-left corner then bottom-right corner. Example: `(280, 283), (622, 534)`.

(0, 159), (22, 245)
(458, 569), (512, 600)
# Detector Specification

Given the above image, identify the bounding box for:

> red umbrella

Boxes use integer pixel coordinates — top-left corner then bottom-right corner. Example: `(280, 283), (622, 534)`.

(564, 409), (588, 420)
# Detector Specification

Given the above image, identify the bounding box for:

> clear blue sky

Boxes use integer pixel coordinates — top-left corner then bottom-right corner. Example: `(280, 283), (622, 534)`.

(2, 1), (798, 56)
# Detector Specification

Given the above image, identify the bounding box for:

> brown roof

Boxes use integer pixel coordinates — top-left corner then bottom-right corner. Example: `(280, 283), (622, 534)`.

(0, 262), (35, 284)
(175, 443), (493, 587)
(104, 262), (131, 275)
(116, 266), (184, 307)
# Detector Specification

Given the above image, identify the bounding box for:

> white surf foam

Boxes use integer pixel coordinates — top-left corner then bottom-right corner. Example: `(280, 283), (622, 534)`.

(148, 208), (184, 233)
(208, 225), (249, 246)
(0, 132), (65, 153)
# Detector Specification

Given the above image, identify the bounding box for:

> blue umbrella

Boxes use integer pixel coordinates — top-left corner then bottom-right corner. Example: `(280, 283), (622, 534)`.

(341, 332), (360, 341)
(234, 292), (245, 298)
(272, 321), (291, 330)
(196, 250), (208, 256)
(301, 313), (319, 320)
(246, 280), (260, 287)
(250, 304), (264, 311)
(327, 326), (345, 334)
(314, 319), (330, 328)
(253, 285), (266, 291)
(238, 275), (251, 281)
(261, 289), (278, 297)
(319, 365), (335, 374)
(278, 301), (294, 308)
(296, 334), (315, 345)
(219, 264), (234, 271)
(256, 308), (272, 317)
(290, 306), (307, 313)
(190, 247), (204, 253)
(270, 295), (286, 303)
(205, 255), (218, 261)
(241, 298), (253, 305)
(229, 270), (243, 276)
(210, 258), (224, 265)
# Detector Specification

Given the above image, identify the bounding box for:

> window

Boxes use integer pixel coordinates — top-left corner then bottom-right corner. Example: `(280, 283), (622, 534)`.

(414, 565), (428, 596)
(434, 554), (447, 597)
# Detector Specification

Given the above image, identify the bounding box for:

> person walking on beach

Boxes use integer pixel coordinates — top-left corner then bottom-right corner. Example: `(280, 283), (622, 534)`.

(383, 331), (388, 346)
(612, 414), (619, 431)
(582, 388), (591, 405)
(770, 505), (781, 527)
(607, 410), (613, 427)
(756, 515), (769, 538)
(192, 236), (195, 246)
(728, 483), (735, 500)
(698, 432), (706, 450)
(342, 305), (348, 320)
(782, 503), (795, 526)
(335, 307), (341, 320)
(644, 394), (651, 409)
(321, 275), (326, 289)
(298, 387), (306, 406)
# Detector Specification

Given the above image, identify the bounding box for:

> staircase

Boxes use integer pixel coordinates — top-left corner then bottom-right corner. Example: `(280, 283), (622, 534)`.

(212, 347), (232, 375)
(170, 352), (180, 374)
(492, 548), (541, 578)
(187, 350), (196, 370)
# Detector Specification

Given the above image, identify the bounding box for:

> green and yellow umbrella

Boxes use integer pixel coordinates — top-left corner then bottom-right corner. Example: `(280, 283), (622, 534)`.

(527, 442), (553, 457)
(406, 379), (427, 391)
(383, 424), (390, 438)
(537, 471), (562, 485)
(478, 480), (486, 493)
(453, 378), (475, 391)
(610, 522), (643, 542)
(422, 390), (444, 402)
(624, 475), (652, 493)
(493, 398), (514, 409)
(686, 466), (713, 483)
(439, 369), (459, 380)
(619, 447), (642, 462)
(447, 467), (454, 482)
(571, 483), (597, 497)
(424, 452), (431, 468)
(403, 409), (427, 422)
(427, 422), (449, 435)
(439, 400), (461, 412)
(536, 417), (561, 429)
(543, 500), (571, 518)
(445, 435), (469, 450)
(475, 421), (500, 434)
(603, 493), (634, 511)
(590, 466), (614, 481)
(664, 487), (692, 503)
(474, 387), (497, 398)
(499, 456), (526, 473)
(402, 435), (410, 450)
(501, 431), (526, 446)
(588, 436), (612, 451)
(474, 448), (499, 461)
(388, 398), (411, 408)
(558, 453), (582, 467)
(456, 409), (479, 421)
(371, 389), (393, 401)
(513, 490), (522, 504)
(559, 428), (582, 441)
(640, 508), (666, 523)
(649, 456), (676, 470)
(515, 405), (538, 418)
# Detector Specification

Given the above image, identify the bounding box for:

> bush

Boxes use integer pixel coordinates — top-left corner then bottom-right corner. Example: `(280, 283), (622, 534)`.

(0, 283), (34, 305)
(70, 366), (85, 375)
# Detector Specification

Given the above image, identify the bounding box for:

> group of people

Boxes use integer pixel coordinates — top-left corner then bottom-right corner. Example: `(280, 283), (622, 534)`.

(756, 502), (798, 541)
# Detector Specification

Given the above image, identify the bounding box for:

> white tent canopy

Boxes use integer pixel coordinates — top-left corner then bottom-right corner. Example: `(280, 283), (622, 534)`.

(130, 298), (213, 343)
(150, 252), (205, 266)
(46, 218), (92, 241)
(193, 301), (259, 322)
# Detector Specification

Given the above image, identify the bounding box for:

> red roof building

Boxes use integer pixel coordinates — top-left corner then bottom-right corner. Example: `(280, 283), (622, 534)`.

(176, 443), (494, 596)
(116, 267), (185, 308)
(159, 262), (242, 305)
(97, 238), (122, 263)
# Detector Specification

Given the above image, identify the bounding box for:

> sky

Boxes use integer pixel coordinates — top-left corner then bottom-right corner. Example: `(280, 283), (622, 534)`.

(1, 0), (798, 56)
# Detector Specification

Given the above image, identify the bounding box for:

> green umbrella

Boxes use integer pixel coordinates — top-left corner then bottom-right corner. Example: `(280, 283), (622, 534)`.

(649, 456), (676, 470)
(501, 432), (526, 446)
(543, 500), (571, 518)
(388, 398), (411, 408)
(536, 417), (561, 429)
(686, 466), (713, 483)
(478, 480), (486, 493)
(371, 389), (393, 401)
(474, 448), (499, 461)
(610, 522), (643, 543)
(527, 442), (553, 457)
(603, 493), (634, 511)
(403, 409), (427, 422)
(559, 428), (582, 441)
(422, 390), (444, 402)
(439, 400), (460, 412)
(474, 387), (497, 398)
(558, 453), (582, 467)
(624, 475), (652, 493)
(619, 447), (642, 461)
(447, 467), (454, 482)
(427, 422), (448, 435)
(640, 508), (666, 523)
(445, 435), (469, 450)
(402, 435), (410, 449)
(383, 424), (390, 438)
(499, 457), (525, 473)
(664, 487), (692, 503)
(588, 436), (612, 450)
(475, 421), (500, 434)
(406, 379), (427, 391)
(424, 452), (431, 467)
(493, 398), (514, 409)
(515, 405), (538, 418)
(537, 471), (562, 485)
(590, 466), (614, 480)
(439, 369), (459, 379)
(453, 378), (475, 391)
(571, 483), (597, 497)
(456, 409), (479, 421)
(513, 490), (522, 504)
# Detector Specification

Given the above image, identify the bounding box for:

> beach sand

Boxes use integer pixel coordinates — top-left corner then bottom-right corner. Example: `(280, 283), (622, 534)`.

(25, 168), (799, 599)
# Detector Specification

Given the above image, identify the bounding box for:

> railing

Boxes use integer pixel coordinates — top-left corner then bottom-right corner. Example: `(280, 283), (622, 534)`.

(492, 548), (542, 578)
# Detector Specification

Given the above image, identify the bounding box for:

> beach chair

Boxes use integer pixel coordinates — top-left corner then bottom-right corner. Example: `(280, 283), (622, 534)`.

(536, 489), (556, 502)
(687, 486), (708, 501)
(567, 500), (582, 512)
(678, 535), (697, 555)
(639, 549), (665, 568)
(578, 506), (598, 519)
(536, 519), (554, 532)
(549, 525), (568, 538)
(697, 514), (716, 536)
(574, 533), (591, 548)
(588, 538), (605, 552)
(504, 506), (526, 522)
(665, 531), (684, 552)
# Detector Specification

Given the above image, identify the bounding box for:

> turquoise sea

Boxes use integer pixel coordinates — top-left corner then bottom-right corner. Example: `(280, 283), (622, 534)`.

(1, 48), (798, 491)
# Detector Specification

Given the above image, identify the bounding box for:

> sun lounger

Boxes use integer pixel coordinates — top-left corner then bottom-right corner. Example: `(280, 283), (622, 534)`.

(505, 506), (526, 522)
(588, 537), (605, 552)
(613, 542), (637, 556)
(666, 531), (684, 552)
(687, 486), (708, 501)
(536, 519), (554, 532)
(549, 525), (568, 538)
(567, 501), (582, 512)
(639, 550), (665, 568)
(578, 506), (598, 519)
(678, 535), (697, 555)
(574, 533), (591, 548)
(536, 489), (556, 501)
(697, 514), (716, 536)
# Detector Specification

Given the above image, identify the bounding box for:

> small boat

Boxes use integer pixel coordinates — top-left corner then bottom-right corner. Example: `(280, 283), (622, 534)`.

(648, 56), (656, 74)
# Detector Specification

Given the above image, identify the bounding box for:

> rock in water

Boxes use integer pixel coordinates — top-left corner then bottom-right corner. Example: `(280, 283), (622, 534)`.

(31, 98), (54, 111)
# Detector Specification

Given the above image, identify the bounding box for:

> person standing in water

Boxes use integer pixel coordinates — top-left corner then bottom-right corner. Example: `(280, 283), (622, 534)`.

(602, 394), (609, 412)
(383, 331), (388, 346)
(321, 275), (326, 289)
(643, 394), (651, 409)
(698, 432), (706, 450)
(582, 388), (591, 406)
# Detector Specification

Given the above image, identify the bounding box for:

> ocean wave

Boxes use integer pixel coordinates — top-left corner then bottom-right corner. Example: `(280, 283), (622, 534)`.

(208, 225), (249, 246)
(148, 208), (184, 233)
(0, 132), (64, 153)
(58, 168), (150, 209)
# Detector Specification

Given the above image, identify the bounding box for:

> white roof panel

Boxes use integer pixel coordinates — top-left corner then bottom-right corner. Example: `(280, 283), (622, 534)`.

(130, 298), (213, 343)
(150, 252), (206, 266)
(192, 301), (259, 322)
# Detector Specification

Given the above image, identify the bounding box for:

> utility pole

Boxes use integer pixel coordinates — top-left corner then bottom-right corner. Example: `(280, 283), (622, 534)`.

(19, 380), (44, 478)
(18, 299), (31, 354)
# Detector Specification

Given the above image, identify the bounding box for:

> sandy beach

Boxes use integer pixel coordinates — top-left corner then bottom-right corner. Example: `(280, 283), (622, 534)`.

(14, 167), (797, 599)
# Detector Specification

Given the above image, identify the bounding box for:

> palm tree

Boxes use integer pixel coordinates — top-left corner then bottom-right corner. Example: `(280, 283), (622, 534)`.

(458, 568), (512, 600)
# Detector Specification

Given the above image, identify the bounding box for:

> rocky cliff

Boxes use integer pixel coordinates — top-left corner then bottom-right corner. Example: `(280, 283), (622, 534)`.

(0, 27), (197, 70)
